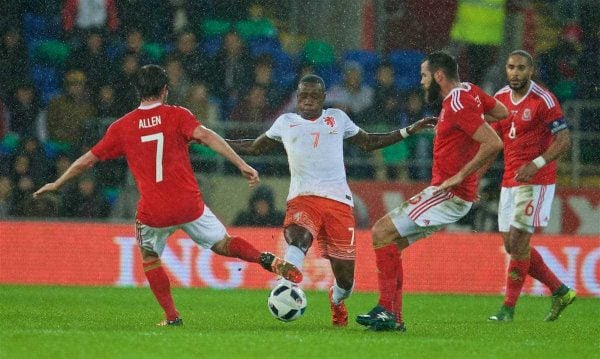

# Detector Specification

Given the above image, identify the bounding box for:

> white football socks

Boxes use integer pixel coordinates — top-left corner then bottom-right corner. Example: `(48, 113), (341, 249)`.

(284, 245), (305, 271)
(276, 245), (306, 287)
(331, 282), (353, 305)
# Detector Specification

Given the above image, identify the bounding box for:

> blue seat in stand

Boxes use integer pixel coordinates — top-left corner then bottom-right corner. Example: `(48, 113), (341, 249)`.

(247, 36), (282, 57)
(31, 64), (61, 106)
(342, 50), (380, 86)
(200, 36), (223, 58)
(389, 50), (425, 90)
(315, 63), (343, 87)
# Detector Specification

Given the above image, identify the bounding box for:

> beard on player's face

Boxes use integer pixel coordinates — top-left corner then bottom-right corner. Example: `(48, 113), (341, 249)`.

(509, 78), (529, 91)
(425, 79), (441, 103)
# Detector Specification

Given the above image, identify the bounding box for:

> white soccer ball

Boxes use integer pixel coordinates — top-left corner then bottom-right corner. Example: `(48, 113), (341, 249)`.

(267, 283), (307, 322)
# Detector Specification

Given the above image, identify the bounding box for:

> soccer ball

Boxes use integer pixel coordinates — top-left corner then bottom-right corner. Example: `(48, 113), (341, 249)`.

(267, 283), (307, 322)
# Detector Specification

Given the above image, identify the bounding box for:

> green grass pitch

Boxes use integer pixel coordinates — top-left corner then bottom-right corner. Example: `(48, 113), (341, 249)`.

(1, 285), (598, 358)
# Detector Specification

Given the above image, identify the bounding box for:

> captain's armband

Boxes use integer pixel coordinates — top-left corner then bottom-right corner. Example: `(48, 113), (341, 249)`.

(548, 118), (568, 135)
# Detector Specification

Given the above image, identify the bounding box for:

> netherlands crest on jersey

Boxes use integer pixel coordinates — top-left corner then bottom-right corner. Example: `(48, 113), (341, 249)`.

(522, 109), (532, 121)
(324, 116), (335, 127)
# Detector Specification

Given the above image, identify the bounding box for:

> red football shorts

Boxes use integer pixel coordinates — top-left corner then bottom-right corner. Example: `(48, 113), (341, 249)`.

(284, 196), (356, 260)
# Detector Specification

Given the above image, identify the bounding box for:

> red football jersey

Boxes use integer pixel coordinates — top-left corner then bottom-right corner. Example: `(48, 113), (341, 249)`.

(91, 103), (204, 227)
(493, 81), (565, 187)
(462, 82), (497, 113)
(431, 87), (487, 202)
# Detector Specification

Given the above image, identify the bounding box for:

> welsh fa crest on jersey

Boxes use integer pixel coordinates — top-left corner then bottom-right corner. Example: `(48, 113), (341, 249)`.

(522, 108), (532, 121)
(324, 116), (335, 127)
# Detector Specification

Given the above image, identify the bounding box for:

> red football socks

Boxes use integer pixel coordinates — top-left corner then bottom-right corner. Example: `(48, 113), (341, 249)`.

(394, 252), (404, 324)
(227, 236), (261, 263)
(529, 247), (562, 293)
(503, 258), (531, 307)
(143, 260), (179, 320)
(375, 244), (399, 312)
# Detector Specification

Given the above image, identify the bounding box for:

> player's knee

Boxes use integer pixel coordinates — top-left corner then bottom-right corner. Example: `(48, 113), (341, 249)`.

(508, 237), (528, 258)
(289, 237), (312, 254)
(507, 236), (518, 251)
(500, 234), (511, 254)
(284, 225), (313, 254)
(140, 246), (159, 262)
(371, 220), (392, 247)
(512, 243), (530, 258)
(210, 237), (229, 256)
(371, 223), (382, 245)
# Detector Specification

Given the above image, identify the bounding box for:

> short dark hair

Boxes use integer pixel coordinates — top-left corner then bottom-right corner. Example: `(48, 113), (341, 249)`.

(509, 50), (534, 66)
(424, 51), (459, 81)
(136, 64), (167, 100)
(299, 74), (325, 90)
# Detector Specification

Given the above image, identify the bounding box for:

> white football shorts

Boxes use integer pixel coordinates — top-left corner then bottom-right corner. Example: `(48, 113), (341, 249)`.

(136, 206), (228, 256)
(390, 186), (472, 245)
(498, 184), (555, 233)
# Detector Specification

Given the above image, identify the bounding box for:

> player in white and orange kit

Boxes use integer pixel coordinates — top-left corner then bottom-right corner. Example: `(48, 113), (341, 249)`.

(33, 65), (302, 327)
(356, 52), (505, 331)
(488, 50), (575, 322)
(227, 74), (436, 327)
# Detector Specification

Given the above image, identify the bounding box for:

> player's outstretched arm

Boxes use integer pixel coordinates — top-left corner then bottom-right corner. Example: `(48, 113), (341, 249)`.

(33, 151), (99, 199)
(193, 125), (260, 186)
(435, 123), (503, 194)
(348, 116), (437, 151)
(225, 133), (281, 156)
(484, 99), (509, 122)
(476, 126), (504, 179)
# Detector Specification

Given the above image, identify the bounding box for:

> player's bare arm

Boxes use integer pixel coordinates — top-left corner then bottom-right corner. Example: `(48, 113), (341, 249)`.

(193, 125), (260, 186)
(435, 123), (503, 194)
(476, 126), (504, 179)
(484, 99), (509, 122)
(225, 133), (281, 156)
(33, 151), (99, 198)
(515, 128), (571, 183)
(347, 116), (437, 151)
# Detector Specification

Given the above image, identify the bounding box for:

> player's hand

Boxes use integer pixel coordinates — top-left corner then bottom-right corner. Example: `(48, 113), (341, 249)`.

(433, 173), (465, 195)
(239, 164), (260, 187)
(515, 162), (538, 183)
(409, 116), (438, 134)
(33, 183), (59, 199)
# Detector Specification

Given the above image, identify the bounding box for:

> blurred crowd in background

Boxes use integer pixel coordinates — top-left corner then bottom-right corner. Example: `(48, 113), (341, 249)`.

(0, 0), (598, 223)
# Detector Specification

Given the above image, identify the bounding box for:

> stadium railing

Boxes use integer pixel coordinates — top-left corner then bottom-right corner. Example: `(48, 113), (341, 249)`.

(561, 100), (600, 186)
(77, 99), (600, 184)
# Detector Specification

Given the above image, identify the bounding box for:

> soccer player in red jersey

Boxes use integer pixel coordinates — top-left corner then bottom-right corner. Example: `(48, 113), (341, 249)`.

(227, 74), (436, 327)
(488, 50), (575, 322)
(33, 65), (302, 327)
(356, 51), (505, 331)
